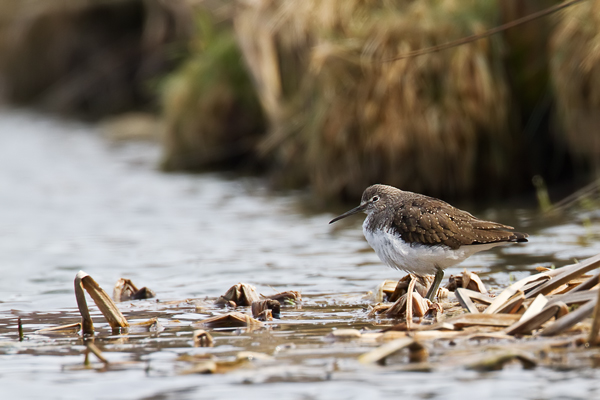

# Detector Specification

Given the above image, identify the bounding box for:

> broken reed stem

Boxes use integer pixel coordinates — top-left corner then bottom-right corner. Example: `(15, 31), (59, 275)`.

(75, 271), (129, 335)
(75, 273), (95, 335)
(406, 277), (417, 330)
(18, 317), (23, 341)
(588, 285), (600, 345)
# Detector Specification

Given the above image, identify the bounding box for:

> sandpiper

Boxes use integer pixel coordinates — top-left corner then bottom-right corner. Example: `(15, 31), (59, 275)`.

(329, 184), (528, 301)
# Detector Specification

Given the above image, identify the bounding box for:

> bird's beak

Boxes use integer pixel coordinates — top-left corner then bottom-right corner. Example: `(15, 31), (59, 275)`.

(329, 203), (367, 224)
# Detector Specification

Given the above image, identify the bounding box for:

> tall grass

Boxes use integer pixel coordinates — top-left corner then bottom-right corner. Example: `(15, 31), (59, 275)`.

(550, 0), (600, 174)
(235, 0), (516, 201)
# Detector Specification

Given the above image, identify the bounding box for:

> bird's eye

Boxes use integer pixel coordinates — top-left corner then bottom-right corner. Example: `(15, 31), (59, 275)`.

(372, 196), (379, 202)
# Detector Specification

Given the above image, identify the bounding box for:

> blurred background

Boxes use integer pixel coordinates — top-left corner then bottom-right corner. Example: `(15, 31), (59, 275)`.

(0, 0), (598, 205)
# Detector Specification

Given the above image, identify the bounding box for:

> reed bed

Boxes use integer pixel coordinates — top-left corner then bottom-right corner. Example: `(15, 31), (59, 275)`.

(550, 0), (600, 173)
(235, 0), (515, 200)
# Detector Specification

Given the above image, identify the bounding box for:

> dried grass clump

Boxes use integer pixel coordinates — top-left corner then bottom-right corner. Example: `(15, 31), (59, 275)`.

(161, 11), (265, 171)
(550, 1), (600, 173)
(235, 0), (514, 200)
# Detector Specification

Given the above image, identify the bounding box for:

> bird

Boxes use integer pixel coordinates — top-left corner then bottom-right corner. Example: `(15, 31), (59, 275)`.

(329, 184), (528, 301)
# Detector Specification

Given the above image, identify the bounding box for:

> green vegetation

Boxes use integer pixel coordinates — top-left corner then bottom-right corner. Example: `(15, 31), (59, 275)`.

(161, 12), (265, 171)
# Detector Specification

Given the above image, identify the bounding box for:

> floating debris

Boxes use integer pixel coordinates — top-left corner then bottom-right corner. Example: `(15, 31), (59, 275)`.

(37, 322), (82, 335)
(358, 337), (427, 365)
(193, 329), (214, 347)
(251, 299), (280, 320)
(466, 351), (537, 371)
(130, 318), (164, 333)
(388, 275), (433, 302)
(263, 290), (302, 304)
(199, 312), (263, 328)
(113, 278), (156, 302)
(5, 253), (600, 382)
(215, 283), (260, 307)
(446, 269), (488, 294)
(75, 271), (129, 335)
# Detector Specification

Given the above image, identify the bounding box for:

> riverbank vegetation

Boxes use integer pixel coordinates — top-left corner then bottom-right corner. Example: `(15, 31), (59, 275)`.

(0, 0), (598, 203)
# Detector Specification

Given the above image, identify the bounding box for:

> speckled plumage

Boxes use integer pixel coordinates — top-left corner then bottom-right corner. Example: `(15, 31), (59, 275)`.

(330, 184), (528, 298)
(360, 185), (528, 252)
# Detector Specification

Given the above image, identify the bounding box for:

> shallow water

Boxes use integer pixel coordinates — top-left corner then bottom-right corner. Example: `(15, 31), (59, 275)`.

(1, 110), (600, 399)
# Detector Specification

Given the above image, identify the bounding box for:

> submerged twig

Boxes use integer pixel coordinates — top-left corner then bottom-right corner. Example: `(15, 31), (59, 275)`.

(86, 341), (109, 365)
(18, 317), (23, 341)
(358, 337), (416, 365)
(467, 351), (537, 372)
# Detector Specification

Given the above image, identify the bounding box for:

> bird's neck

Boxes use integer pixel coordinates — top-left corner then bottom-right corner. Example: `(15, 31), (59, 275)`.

(364, 210), (393, 233)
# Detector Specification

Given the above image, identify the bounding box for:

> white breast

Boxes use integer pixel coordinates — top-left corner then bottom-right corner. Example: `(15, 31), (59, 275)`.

(362, 221), (503, 276)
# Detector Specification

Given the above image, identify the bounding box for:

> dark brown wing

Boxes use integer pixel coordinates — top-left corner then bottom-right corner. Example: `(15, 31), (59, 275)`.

(391, 195), (528, 249)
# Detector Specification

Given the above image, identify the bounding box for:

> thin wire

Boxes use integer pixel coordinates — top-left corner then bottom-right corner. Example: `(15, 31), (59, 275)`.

(381, 0), (586, 62)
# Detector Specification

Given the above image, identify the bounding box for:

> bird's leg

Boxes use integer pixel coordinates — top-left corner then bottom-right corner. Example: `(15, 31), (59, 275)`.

(425, 267), (444, 301)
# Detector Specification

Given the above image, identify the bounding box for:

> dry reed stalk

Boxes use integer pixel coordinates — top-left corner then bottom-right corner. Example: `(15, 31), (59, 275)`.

(588, 287), (600, 345)
(405, 276), (416, 330)
(550, 0), (600, 173)
(455, 288), (481, 313)
(235, 0), (513, 200)
(75, 271), (130, 334)
(86, 341), (109, 365)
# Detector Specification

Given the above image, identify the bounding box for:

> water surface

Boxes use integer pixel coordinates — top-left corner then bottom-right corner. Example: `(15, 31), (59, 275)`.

(1, 110), (600, 399)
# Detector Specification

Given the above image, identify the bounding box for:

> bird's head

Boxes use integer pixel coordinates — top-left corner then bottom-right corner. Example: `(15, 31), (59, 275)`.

(329, 184), (395, 224)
